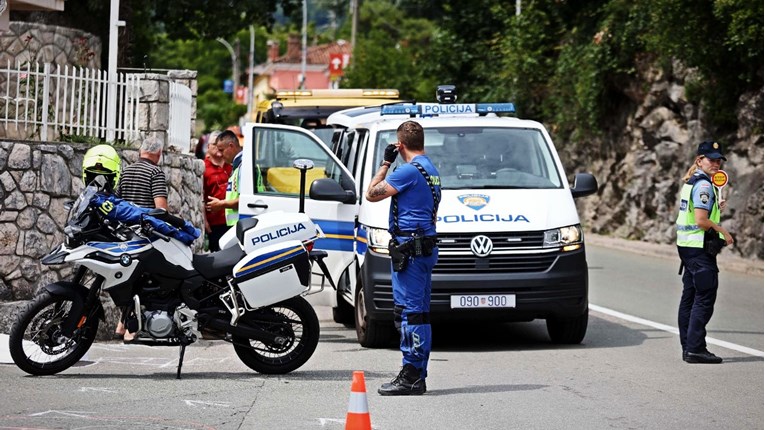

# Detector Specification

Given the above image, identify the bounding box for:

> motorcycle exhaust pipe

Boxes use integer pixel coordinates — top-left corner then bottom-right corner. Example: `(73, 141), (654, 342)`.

(199, 315), (286, 345)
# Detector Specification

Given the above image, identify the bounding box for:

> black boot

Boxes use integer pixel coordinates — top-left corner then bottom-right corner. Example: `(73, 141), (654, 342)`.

(378, 364), (426, 396)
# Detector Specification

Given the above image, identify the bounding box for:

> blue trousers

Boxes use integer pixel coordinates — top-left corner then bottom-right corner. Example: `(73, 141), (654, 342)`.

(677, 247), (719, 353)
(391, 247), (438, 379)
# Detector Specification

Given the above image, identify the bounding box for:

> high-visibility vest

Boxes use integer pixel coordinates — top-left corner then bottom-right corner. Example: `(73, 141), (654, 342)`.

(676, 174), (722, 248)
(225, 162), (264, 226)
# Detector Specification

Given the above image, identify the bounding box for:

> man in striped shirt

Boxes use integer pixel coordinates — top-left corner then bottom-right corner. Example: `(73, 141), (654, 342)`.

(117, 136), (168, 210)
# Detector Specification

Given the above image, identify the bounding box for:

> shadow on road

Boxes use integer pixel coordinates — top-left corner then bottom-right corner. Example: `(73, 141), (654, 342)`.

(426, 383), (548, 396)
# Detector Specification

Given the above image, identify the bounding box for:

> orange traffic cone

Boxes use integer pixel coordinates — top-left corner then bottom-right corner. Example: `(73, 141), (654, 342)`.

(345, 371), (372, 430)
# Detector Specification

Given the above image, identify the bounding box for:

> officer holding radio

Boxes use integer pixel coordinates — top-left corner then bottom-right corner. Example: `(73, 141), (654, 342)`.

(676, 140), (734, 364)
(366, 120), (441, 395)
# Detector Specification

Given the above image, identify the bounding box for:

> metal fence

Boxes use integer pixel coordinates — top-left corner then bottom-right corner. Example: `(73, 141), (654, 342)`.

(0, 61), (141, 143)
(168, 82), (192, 151)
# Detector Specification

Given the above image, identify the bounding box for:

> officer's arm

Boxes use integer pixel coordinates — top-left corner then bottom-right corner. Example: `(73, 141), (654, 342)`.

(694, 209), (734, 245)
(366, 164), (398, 202)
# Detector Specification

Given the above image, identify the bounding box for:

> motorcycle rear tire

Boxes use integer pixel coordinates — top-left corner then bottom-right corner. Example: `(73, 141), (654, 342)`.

(9, 291), (99, 376)
(232, 296), (319, 374)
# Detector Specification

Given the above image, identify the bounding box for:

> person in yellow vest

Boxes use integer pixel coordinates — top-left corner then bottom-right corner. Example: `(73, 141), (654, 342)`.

(206, 129), (264, 226)
(676, 140), (734, 364)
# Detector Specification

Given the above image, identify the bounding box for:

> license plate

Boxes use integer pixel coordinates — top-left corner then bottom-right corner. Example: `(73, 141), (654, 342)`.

(450, 294), (516, 309)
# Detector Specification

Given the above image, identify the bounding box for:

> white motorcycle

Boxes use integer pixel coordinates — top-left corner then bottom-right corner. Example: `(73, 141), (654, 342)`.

(9, 160), (336, 378)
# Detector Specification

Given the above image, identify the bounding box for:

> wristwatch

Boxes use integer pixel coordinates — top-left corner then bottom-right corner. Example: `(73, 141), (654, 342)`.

(380, 160), (391, 167)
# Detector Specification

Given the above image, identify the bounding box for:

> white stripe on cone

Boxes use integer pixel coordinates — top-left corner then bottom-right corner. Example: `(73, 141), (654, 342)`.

(347, 392), (368, 414)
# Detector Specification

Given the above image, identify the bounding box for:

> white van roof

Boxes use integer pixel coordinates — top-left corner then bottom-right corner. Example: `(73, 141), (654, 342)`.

(327, 104), (545, 131)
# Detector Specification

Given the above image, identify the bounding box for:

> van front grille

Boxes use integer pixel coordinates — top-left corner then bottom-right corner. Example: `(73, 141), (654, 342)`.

(434, 231), (555, 274)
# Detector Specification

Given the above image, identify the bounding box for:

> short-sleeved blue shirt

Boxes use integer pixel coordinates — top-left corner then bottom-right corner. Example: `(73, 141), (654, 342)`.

(691, 169), (715, 212)
(386, 155), (441, 236)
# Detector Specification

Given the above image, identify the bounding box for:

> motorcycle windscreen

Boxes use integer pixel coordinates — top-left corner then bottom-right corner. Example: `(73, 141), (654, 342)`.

(233, 239), (311, 308)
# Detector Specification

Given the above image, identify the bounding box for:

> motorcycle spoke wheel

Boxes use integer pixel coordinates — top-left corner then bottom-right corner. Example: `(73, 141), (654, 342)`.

(232, 296), (319, 375)
(9, 291), (99, 376)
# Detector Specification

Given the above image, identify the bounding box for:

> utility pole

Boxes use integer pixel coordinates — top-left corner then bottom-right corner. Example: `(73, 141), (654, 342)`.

(300, 0), (307, 89)
(106, 0), (125, 142)
(350, 0), (358, 56)
(216, 37), (237, 101)
(516, 0), (521, 16)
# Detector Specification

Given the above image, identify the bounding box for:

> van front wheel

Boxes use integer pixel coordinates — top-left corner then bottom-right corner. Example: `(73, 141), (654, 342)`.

(546, 308), (588, 344)
(354, 280), (395, 348)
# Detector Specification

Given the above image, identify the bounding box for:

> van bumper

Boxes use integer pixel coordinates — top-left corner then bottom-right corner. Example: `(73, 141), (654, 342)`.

(360, 246), (588, 322)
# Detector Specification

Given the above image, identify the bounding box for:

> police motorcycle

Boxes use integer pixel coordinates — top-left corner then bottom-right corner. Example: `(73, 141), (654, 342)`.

(8, 160), (335, 378)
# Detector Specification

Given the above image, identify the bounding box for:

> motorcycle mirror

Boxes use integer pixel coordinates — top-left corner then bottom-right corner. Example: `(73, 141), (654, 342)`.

(293, 159), (314, 214)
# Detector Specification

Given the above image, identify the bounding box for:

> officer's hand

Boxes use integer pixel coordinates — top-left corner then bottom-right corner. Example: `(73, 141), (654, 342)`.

(383, 144), (399, 164)
(723, 230), (734, 246)
(719, 199), (727, 211)
(207, 196), (223, 212)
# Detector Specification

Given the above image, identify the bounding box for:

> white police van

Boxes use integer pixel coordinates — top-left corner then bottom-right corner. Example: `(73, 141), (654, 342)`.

(237, 87), (598, 348)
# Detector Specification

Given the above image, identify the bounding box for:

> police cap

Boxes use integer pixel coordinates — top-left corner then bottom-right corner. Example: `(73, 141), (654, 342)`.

(696, 140), (727, 161)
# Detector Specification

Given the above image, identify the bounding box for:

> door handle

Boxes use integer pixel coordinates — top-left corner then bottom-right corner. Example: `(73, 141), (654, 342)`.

(247, 203), (268, 209)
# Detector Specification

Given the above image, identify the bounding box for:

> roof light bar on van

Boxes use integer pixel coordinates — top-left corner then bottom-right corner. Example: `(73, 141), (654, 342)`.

(276, 90), (313, 97)
(476, 103), (516, 114)
(362, 89), (399, 97)
(380, 105), (422, 116)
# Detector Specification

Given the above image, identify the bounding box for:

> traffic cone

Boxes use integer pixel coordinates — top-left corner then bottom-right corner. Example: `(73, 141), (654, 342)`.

(345, 370), (372, 430)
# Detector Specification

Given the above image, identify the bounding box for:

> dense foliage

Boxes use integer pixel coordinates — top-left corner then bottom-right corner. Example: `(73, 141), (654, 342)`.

(15, 0), (762, 135)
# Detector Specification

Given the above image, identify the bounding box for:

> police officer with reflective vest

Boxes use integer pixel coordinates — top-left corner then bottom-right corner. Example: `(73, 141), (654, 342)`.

(365, 120), (441, 395)
(676, 140), (734, 364)
(207, 129), (265, 226)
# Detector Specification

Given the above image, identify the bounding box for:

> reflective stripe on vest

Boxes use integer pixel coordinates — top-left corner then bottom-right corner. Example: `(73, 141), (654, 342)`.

(675, 177), (721, 248)
(225, 164), (240, 226)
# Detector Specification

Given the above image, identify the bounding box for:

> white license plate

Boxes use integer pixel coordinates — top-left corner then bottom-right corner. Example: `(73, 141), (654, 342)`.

(450, 294), (516, 309)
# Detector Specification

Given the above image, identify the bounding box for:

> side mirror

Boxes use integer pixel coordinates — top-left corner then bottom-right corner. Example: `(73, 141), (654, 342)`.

(310, 178), (357, 204)
(571, 173), (598, 198)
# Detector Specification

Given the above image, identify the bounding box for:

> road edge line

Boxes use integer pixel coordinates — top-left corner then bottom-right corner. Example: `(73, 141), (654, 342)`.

(589, 304), (764, 357)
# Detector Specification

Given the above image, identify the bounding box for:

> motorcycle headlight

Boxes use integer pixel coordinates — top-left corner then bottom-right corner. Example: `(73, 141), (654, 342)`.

(543, 224), (583, 252)
(366, 227), (391, 254)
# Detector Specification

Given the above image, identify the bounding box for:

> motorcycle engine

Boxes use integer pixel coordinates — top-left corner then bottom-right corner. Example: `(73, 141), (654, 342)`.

(144, 310), (175, 338)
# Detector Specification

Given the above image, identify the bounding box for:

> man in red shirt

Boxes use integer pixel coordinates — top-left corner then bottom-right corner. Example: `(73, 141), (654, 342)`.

(202, 132), (232, 251)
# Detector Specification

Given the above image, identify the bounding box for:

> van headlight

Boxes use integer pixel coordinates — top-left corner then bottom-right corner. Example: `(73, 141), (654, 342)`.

(543, 224), (583, 252)
(366, 227), (391, 254)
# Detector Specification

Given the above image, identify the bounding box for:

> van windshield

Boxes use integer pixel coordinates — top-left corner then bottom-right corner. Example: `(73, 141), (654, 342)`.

(374, 127), (563, 189)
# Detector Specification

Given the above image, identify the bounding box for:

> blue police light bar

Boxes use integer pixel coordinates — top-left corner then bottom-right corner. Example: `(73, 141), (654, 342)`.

(476, 103), (516, 114)
(380, 105), (422, 116)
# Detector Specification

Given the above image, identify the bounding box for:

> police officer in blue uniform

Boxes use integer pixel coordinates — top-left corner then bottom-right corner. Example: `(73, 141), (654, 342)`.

(366, 120), (441, 395)
(676, 140), (734, 364)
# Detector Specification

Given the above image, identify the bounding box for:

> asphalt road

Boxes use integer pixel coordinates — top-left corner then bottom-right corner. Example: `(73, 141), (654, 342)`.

(0, 242), (762, 430)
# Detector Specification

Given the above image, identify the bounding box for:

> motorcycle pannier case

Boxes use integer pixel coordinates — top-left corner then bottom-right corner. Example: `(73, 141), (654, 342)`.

(233, 239), (311, 308)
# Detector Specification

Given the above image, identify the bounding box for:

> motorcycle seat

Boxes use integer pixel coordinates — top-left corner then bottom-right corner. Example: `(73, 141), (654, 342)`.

(193, 245), (246, 279)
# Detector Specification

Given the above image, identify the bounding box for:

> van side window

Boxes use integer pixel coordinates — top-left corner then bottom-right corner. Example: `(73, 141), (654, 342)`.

(252, 127), (353, 196)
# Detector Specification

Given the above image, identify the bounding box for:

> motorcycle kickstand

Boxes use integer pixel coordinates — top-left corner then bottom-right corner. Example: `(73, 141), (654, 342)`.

(176, 343), (186, 380)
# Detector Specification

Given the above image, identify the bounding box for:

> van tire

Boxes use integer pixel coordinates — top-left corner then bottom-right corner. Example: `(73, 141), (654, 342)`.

(546, 308), (588, 344)
(354, 280), (395, 348)
(332, 269), (355, 327)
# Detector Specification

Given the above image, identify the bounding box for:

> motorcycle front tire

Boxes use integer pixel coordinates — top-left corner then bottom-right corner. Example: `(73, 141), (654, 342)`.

(9, 291), (99, 376)
(232, 296), (319, 375)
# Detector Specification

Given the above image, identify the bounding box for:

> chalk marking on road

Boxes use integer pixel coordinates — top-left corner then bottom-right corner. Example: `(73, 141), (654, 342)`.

(79, 387), (117, 393)
(183, 400), (230, 408)
(29, 410), (95, 418)
(590, 304), (764, 357)
(318, 418), (346, 426)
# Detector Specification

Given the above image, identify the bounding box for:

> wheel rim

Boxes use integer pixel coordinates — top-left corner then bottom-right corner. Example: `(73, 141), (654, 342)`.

(237, 305), (305, 363)
(355, 288), (367, 335)
(22, 300), (80, 366)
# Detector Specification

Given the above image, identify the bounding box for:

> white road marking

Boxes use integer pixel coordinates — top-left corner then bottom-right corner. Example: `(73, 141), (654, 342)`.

(590, 304), (764, 357)
(79, 387), (117, 393)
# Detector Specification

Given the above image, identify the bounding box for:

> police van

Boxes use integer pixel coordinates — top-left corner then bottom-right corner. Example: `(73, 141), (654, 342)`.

(237, 87), (598, 348)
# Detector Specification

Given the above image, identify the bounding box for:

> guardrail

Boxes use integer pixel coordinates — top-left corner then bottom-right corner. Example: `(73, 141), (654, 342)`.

(0, 61), (141, 143)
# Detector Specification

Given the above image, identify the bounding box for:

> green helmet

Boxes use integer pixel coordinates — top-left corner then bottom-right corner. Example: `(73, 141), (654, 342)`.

(82, 144), (121, 189)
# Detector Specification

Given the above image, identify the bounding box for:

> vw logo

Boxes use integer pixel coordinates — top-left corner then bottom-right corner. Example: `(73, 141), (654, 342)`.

(470, 235), (493, 257)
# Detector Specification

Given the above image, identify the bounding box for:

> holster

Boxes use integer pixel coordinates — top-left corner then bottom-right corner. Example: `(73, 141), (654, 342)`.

(388, 236), (437, 272)
(703, 229), (726, 256)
